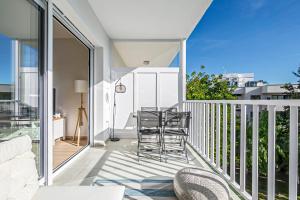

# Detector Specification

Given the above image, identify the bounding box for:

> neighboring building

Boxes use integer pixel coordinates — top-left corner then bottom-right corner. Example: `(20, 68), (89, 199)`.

(222, 73), (254, 87)
(234, 81), (299, 116)
(224, 73), (298, 115)
(222, 72), (297, 100)
(234, 83), (297, 100)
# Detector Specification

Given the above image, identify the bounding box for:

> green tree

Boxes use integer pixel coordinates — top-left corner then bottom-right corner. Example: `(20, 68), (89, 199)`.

(186, 66), (237, 100)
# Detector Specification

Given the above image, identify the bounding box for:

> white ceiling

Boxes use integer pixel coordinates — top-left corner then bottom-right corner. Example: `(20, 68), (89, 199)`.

(113, 41), (179, 67)
(88, 0), (212, 39)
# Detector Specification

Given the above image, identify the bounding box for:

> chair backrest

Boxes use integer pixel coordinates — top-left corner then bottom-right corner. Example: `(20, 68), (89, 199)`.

(137, 111), (161, 130)
(164, 111), (191, 130)
(160, 107), (177, 112)
(141, 107), (158, 111)
(0, 135), (39, 200)
(161, 107), (177, 121)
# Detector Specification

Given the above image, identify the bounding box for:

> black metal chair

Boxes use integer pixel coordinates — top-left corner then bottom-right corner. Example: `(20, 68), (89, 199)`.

(137, 110), (162, 161)
(160, 107), (178, 112)
(141, 107), (158, 111)
(162, 111), (191, 163)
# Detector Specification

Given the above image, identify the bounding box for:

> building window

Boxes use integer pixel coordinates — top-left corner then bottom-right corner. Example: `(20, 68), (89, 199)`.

(251, 95), (261, 100)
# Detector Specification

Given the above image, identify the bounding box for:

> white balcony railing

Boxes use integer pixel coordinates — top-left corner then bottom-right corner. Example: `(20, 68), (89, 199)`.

(182, 100), (300, 200)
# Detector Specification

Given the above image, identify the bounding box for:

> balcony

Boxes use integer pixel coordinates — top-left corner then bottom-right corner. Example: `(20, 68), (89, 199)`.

(1, 1), (299, 200)
(53, 100), (300, 200)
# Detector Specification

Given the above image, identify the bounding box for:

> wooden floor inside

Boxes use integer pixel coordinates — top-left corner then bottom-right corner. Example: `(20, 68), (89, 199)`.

(53, 138), (88, 169)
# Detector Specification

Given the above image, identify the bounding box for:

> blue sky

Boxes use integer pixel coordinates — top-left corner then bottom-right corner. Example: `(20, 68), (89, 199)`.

(187, 0), (300, 84)
(1, 0), (300, 84)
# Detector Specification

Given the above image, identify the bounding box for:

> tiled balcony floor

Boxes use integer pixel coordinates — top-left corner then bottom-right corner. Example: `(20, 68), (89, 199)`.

(54, 139), (241, 200)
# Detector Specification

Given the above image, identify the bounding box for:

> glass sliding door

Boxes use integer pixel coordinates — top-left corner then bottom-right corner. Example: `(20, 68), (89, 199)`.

(52, 17), (90, 170)
(0, 0), (45, 176)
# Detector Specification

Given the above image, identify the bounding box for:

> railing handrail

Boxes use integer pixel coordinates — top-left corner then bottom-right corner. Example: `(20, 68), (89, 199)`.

(184, 99), (300, 106)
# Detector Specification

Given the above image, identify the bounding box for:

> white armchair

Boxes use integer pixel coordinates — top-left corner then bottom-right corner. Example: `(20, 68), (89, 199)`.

(0, 135), (125, 200)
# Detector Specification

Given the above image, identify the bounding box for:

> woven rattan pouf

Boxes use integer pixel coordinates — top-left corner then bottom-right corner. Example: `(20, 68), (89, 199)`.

(174, 167), (230, 200)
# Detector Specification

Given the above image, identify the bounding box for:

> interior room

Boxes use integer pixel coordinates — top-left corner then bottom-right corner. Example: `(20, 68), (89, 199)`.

(52, 18), (89, 169)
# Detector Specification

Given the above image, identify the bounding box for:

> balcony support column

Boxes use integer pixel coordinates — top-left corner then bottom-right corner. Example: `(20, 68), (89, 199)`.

(178, 39), (186, 111)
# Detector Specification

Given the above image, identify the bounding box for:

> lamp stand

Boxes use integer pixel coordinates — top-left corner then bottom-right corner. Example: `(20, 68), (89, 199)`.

(73, 93), (88, 146)
(111, 80), (121, 142)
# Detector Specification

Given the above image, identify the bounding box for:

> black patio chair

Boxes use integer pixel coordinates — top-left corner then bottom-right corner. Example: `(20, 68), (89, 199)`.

(162, 111), (191, 163)
(141, 107), (158, 111)
(160, 107), (177, 112)
(137, 110), (162, 161)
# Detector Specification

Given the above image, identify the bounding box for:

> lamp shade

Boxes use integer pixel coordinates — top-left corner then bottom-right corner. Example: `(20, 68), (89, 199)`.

(115, 83), (126, 93)
(74, 80), (88, 93)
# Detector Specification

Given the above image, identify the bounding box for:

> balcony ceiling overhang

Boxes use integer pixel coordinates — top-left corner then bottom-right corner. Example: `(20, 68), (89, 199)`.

(113, 41), (179, 67)
(88, 0), (212, 40)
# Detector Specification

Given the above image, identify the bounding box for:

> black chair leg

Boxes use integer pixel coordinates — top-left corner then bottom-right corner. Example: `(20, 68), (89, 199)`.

(162, 134), (167, 162)
(159, 134), (162, 162)
(183, 136), (189, 163)
(137, 140), (140, 162)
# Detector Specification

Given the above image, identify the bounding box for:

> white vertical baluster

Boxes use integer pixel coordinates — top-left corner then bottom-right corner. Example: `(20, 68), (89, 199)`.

(211, 103), (215, 163)
(267, 105), (276, 200)
(240, 104), (247, 192)
(191, 103), (194, 145)
(190, 102), (193, 144)
(230, 104), (236, 182)
(199, 103), (203, 154)
(188, 102), (191, 143)
(252, 105), (259, 200)
(187, 102), (189, 143)
(202, 103), (206, 156)
(193, 102), (196, 148)
(223, 103), (228, 174)
(196, 102), (200, 150)
(289, 106), (298, 200)
(193, 102), (196, 147)
(216, 103), (221, 169)
(206, 103), (210, 159)
(195, 103), (198, 148)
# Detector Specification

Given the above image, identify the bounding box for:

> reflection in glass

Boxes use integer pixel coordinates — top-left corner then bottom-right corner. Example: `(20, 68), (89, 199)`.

(0, 0), (43, 176)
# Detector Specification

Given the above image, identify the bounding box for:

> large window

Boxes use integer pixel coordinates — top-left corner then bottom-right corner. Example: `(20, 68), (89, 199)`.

(0, 0), (45, 176)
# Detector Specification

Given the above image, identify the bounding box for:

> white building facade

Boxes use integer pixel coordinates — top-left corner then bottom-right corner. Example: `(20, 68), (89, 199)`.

(223, 73), (254, 87)
(234, 83), (296, 100)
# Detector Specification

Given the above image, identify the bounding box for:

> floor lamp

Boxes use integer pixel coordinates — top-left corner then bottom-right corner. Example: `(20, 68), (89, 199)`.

(111, 78), (126, 142)
(73, 80), (88, 146)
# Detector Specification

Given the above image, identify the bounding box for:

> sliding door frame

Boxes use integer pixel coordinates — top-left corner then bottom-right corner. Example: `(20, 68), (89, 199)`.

(21, 0), (48, 185)
(44, 2), (95, 182)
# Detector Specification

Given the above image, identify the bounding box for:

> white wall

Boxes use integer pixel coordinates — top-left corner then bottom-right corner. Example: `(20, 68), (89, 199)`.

(111, 67), (179, 138)
(53, 38), (89, 137)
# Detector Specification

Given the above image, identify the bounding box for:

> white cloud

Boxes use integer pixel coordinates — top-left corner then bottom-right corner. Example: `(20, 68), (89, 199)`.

(199, 39), (230, 51)
(248, 0), (267, 11)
